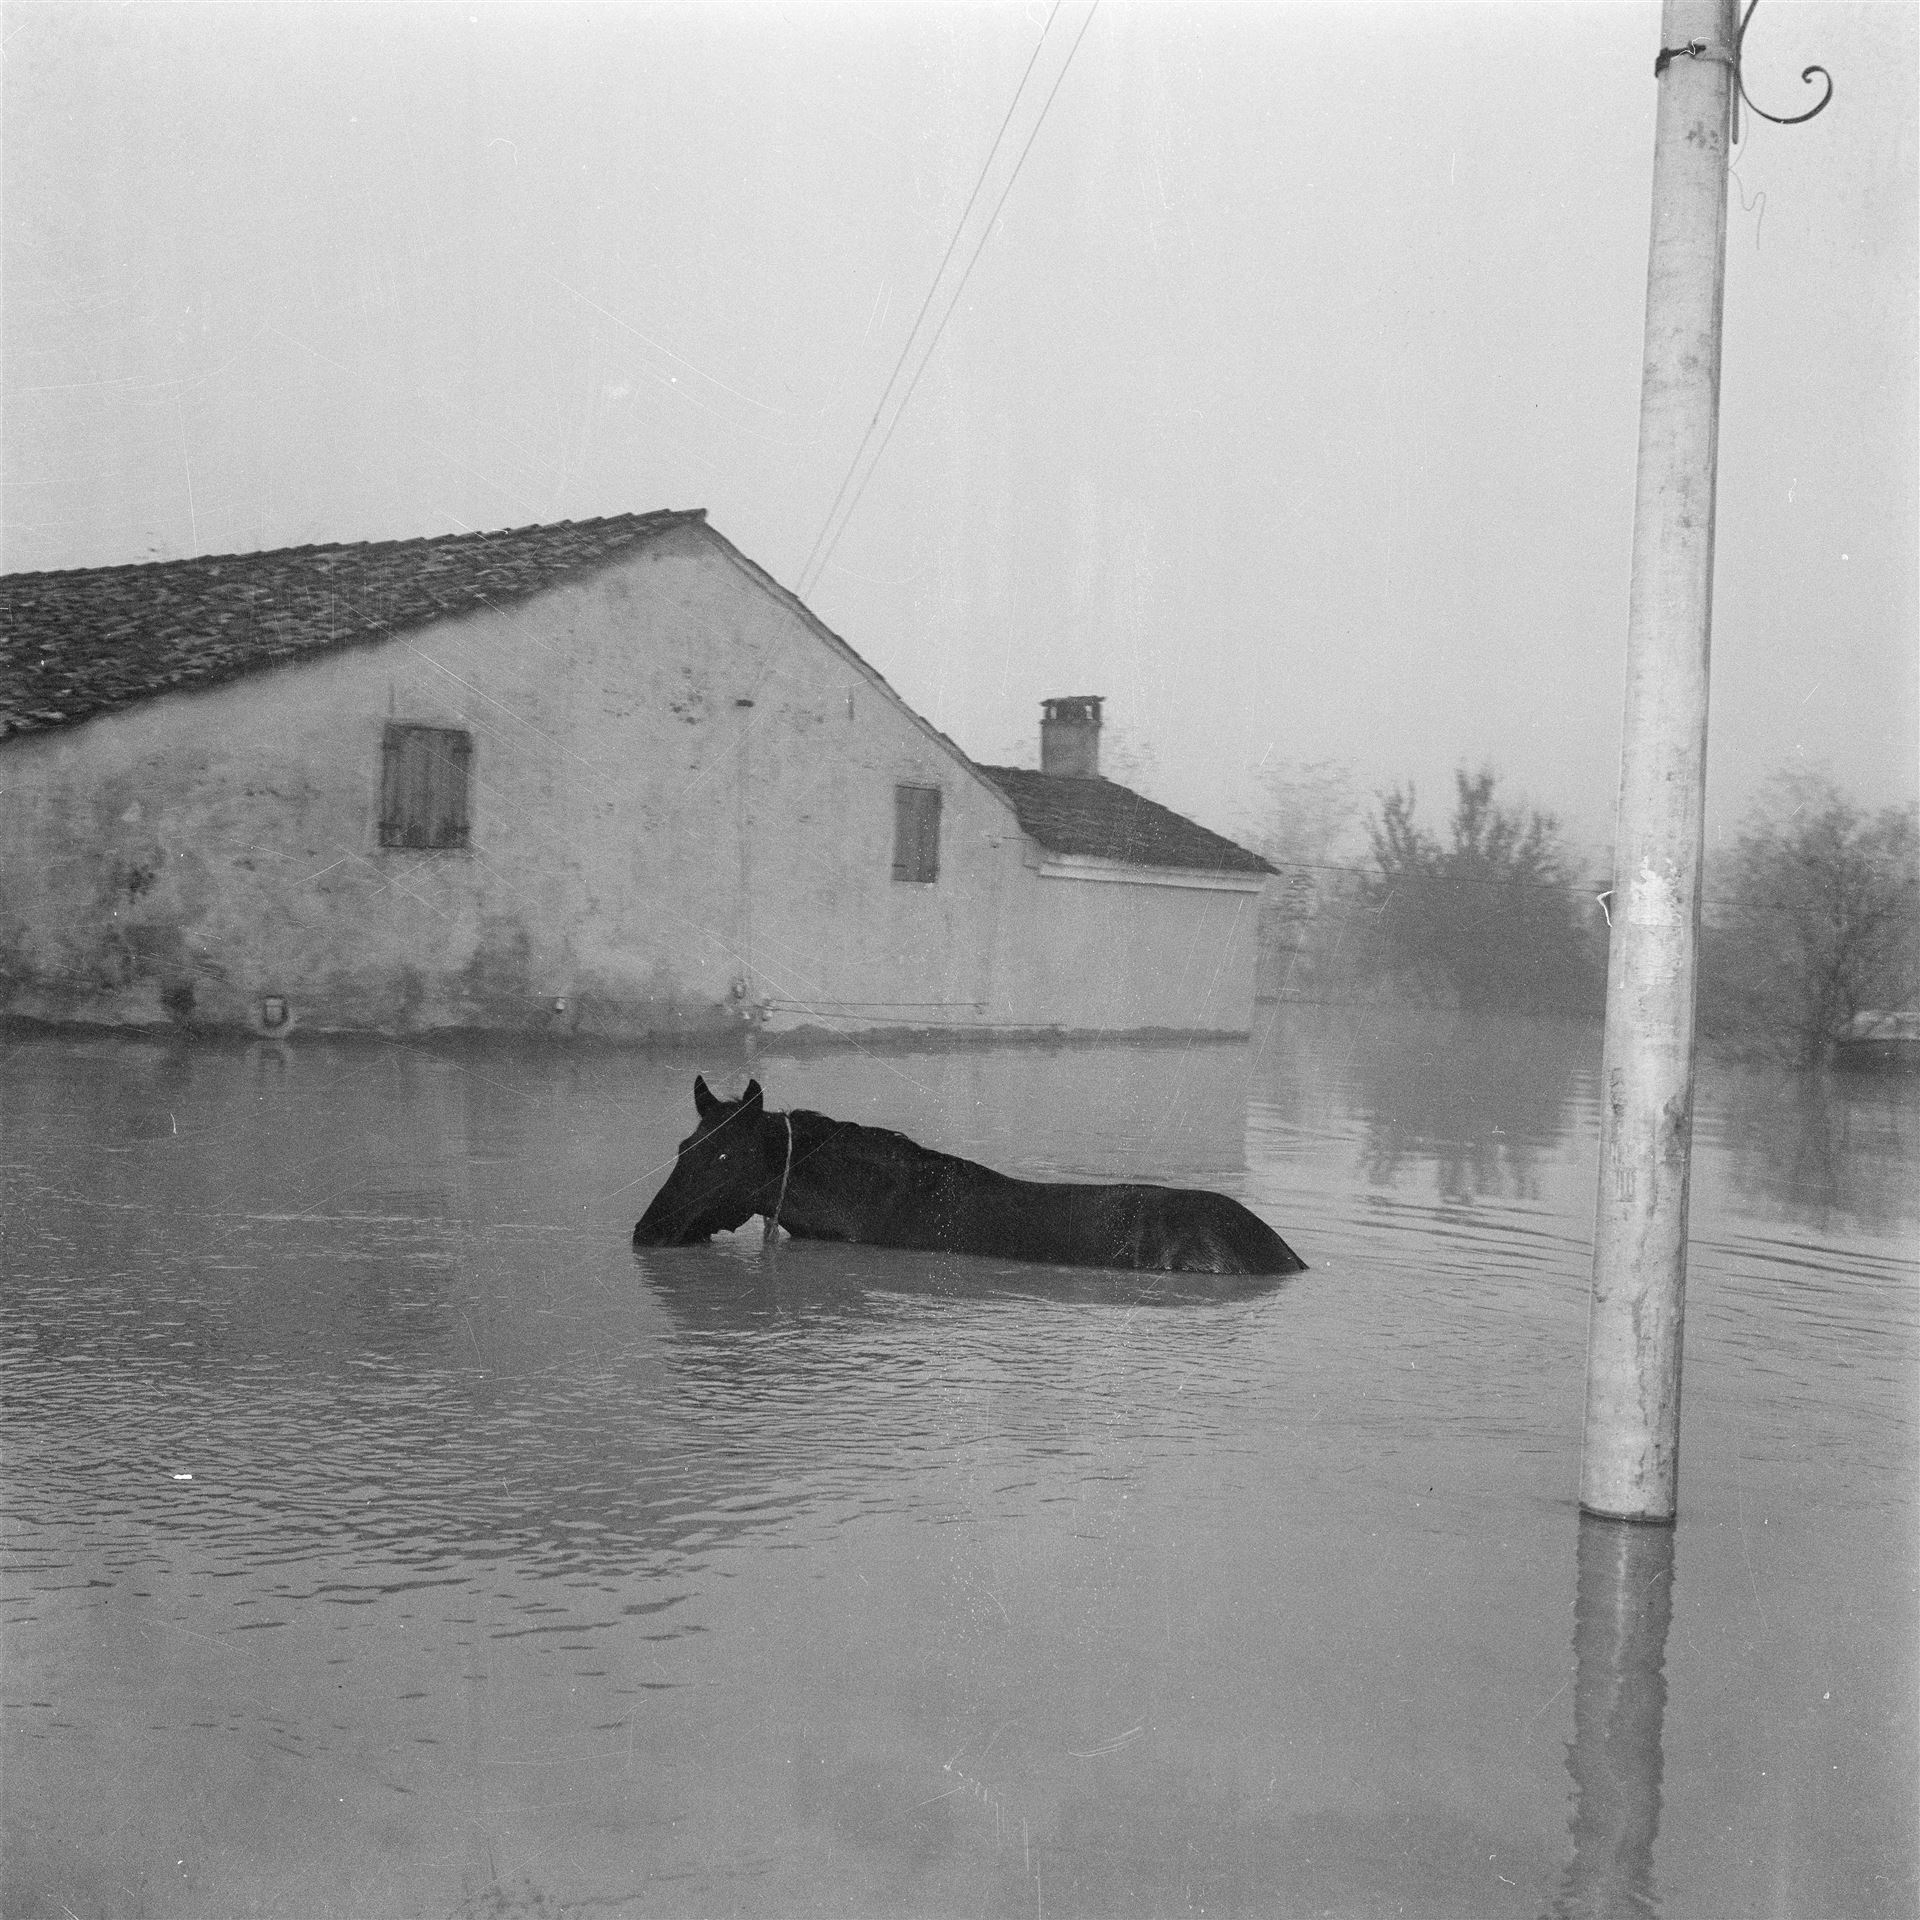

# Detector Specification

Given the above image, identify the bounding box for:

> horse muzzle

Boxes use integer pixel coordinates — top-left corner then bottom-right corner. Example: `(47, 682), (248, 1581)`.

(632, 1207), (700, 1246)
(633, 1193), (747, 1246)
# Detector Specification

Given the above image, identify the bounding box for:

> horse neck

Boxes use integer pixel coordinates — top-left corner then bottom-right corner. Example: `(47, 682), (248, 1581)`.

(770, 1110), (859, 1215)
(760, 1108), (796, 1179)
(781, 1111), (933, 1200)
(775, 1109), (822, 1179)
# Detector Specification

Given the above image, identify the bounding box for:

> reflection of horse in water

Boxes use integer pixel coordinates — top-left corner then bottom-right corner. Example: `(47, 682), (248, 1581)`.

(634, 1078), (1306, 1279)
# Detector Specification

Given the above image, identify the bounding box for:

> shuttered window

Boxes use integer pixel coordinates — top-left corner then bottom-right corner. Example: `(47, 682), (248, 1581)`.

(892, 784), (942, 883)
(379, 724), (472, 849)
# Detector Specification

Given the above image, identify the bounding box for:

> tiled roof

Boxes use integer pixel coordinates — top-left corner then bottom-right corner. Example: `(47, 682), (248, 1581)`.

(0, 509), (706, 739)
(972, 766), (1273, 876)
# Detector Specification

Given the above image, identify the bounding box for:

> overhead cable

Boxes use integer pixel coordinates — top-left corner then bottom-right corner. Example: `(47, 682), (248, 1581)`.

(796, 2), (1099, 601)
(793, 5), (1063, 598)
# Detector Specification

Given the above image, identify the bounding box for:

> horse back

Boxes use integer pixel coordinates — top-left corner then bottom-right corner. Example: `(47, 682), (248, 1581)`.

(949, 1171), (1302, 1277)
(786, 1115), (1303, 1277)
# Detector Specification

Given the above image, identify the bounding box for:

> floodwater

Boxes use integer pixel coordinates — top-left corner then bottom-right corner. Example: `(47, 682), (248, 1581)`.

(2, 1007), (1914, 1920)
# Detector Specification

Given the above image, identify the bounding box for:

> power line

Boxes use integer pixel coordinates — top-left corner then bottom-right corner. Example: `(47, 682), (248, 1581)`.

(796, 1), (1099, 602)
(793, 5), (1063, 598)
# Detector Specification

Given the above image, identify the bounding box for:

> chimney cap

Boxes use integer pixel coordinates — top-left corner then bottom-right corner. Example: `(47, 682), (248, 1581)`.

(1039, 695), (1103, 777)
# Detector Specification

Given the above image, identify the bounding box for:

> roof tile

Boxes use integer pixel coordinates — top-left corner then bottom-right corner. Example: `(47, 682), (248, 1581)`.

(0, 509), (704, 739)
(972, 766), (1271, 875)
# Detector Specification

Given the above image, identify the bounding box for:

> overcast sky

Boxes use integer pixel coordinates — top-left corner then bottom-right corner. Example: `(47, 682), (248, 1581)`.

(3, 1), (1913, 856)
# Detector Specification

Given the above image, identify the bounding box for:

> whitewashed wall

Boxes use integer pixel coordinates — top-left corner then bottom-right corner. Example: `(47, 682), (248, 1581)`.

(0, 525), (1259, 1039)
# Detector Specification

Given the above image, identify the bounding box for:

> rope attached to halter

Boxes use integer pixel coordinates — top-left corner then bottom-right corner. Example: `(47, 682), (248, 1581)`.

(763, 1113), (795, 1243)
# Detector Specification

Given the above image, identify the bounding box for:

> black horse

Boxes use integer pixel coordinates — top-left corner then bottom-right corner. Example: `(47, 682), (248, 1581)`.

(634, 1078), (1306, 1278)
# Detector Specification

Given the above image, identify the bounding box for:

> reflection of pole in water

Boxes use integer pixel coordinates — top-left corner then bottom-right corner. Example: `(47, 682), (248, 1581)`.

(1549, 1515), (1676, 1920)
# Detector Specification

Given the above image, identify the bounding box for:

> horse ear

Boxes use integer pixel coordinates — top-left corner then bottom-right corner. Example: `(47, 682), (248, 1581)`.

(742, 1079), (764, 1114)
(693, 1075), (717, 1117)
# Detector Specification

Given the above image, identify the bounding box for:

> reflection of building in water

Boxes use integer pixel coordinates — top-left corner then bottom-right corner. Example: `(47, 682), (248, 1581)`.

(2, 519), (1269, 1043)
(1832, 1010), (1920, 1074)
(0, 1033), (777, 1588)
(1550, 1515), (1675, 1920)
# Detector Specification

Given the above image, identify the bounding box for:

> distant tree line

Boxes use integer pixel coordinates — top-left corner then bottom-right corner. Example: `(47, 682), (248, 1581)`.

(1245, 760), (1918, 1061)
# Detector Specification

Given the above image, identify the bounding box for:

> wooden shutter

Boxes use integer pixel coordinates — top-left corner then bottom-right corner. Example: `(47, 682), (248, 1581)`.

(380, 724), (472, 849)
(892, 785), (941, 883)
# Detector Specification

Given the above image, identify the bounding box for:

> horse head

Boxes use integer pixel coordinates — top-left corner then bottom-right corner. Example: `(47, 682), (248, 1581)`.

(633, 1076), (779, 1245)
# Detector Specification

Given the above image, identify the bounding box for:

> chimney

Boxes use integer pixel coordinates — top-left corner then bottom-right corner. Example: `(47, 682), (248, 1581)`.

(1040, 695), (1103, 778)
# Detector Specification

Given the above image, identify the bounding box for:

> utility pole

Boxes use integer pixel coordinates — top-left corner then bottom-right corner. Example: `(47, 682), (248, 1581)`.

(1579, 0), (1737, 1523)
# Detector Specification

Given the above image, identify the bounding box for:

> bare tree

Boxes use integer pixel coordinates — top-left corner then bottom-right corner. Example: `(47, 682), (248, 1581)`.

(1243, 758), (1362, 871)
(1705, 773), (1920, 1065)
(1242, 759), (1364, 1001)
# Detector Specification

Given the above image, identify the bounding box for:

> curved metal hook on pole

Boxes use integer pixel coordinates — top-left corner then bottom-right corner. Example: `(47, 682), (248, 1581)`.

(1655, 0), (1832, 141)
(1736, 0), (1833, 126)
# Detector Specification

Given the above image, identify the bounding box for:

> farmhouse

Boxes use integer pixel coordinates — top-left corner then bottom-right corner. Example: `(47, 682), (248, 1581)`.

(0, 513), (1271, 1042)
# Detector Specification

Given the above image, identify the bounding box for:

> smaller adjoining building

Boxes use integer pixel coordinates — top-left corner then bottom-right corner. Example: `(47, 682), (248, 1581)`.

(971, 694), (1276, 1039)
(0, 516), (1273, 1043)
(975, 697), (1273, 935)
